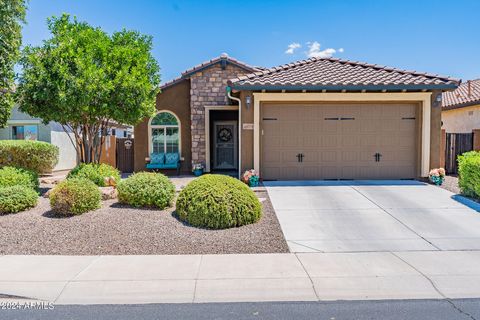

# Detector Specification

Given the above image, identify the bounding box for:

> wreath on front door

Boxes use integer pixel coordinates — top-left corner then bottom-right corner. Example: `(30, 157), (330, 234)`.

(218, 128), (233, 142)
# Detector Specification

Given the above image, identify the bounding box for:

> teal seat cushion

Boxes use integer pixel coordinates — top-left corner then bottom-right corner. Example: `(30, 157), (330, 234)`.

(150, 153), (165, 164)
(165, 153), (179, 165)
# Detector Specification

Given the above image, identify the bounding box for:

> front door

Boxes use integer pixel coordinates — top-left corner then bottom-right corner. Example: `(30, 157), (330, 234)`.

(213, 121), (237, 170)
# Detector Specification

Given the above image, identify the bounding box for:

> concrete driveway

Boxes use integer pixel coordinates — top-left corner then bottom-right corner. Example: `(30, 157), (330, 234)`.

(264, 180), (480, 253)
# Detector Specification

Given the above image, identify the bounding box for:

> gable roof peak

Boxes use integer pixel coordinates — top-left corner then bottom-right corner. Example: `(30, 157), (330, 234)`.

(160, 54), (261, 90)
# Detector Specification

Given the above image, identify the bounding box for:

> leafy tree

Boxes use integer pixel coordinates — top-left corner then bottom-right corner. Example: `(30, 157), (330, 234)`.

(16, 14), (160, 163)
(0, 0), (27, 127)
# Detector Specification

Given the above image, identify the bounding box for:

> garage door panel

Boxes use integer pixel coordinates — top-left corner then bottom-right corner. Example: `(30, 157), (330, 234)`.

(321, 120), (339, 133)
(321, 166), (340, 179)
(360, 120), (380, 132)
(341, 135), (361, 147)
(261, 104), (417, 180)
(320, 150), (338, 162)
(303, 121), (319, 133)
(320, 135), (339, 147)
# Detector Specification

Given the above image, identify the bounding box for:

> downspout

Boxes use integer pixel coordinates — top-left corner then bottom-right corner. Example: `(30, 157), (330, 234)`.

(227, 86), (242, 179)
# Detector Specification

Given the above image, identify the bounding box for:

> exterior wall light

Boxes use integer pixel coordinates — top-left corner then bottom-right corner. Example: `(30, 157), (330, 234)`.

(245, 95), (251, 109)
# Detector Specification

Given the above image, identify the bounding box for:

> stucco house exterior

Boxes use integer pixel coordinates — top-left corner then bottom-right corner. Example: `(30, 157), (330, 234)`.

(442, 79), (480, 134)
(0, 106), (78, 171)
(135, 54), (459, 180)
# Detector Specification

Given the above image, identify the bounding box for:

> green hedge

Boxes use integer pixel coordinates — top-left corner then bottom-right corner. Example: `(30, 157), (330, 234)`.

(176, 174), (262, 229)
(458, 151), (480, 198)
(0, 185), (38, 214)
(67, 163), (121, 187)
(0, 140), (59, 173)
(117, 172), (175, 209)
(0, 166), (39, 191)
(50, 178), (101, 215)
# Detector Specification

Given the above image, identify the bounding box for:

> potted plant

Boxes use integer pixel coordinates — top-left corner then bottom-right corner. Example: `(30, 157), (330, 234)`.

(192, 163), (204, 177)
(429, 168), (446, 186)
(242, 169), (260, 187)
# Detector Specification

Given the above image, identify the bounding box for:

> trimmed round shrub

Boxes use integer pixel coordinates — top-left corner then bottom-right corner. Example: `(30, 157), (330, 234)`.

(67, 163), (121, 187)
(458, 151), (480, 198)
(0, 186), (38, 214)
(176, 174), (262, 229)
(0, 166), (39, 191)
(50, 178), (101, 215)
(117, 172), (175, 209)
(0, 140), (59, 173)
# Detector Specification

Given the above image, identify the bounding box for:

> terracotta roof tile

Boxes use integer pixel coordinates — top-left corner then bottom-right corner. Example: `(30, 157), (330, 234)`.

(229, 57), (459, 90)
(442, 79), (480, 109)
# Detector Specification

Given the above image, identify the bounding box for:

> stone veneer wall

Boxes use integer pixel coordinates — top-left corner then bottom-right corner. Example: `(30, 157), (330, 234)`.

(189, 63), (251, 166)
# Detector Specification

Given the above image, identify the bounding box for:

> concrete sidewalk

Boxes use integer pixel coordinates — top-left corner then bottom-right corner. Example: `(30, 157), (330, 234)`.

(1, 251), (480, 304)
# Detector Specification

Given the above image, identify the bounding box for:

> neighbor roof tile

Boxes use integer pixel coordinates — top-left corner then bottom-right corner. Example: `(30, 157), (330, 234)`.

(442, 79), (480, 109)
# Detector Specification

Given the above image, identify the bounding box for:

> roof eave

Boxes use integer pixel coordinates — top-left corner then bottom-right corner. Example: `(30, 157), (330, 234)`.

(443, 99), (480, 111)
(229, 84), (459, 92)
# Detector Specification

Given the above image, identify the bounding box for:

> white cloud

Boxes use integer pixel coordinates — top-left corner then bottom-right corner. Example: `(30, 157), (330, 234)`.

(306, 41), (339, 58)
(285, 42), (301, 54)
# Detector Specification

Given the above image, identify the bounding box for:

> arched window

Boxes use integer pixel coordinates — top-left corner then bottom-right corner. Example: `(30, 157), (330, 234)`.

(149, 111), (180, 154)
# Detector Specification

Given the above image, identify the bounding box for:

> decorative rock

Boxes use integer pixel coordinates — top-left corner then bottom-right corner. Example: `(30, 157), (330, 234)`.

(100, 186), (118, 200)
(43, 189), (52, 198)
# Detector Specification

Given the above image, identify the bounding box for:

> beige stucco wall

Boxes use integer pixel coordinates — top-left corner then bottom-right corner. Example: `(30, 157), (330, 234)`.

(442, 104), (480, 133)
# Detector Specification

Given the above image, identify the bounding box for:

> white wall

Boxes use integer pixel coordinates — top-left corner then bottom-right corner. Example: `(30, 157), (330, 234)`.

(51, 130), (78, 171)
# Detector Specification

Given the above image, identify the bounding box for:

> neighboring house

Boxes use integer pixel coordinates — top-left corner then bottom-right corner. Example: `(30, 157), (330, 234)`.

(442, 79), (480, 133)
(134, 54), (459, 180)
(0, 106), (78, 171)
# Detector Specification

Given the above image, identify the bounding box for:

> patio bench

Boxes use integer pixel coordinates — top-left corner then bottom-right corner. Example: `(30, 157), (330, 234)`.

(146, 152), (181, 175)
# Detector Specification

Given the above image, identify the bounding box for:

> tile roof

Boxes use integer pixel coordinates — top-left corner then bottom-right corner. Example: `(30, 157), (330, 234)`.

(228, 57), (460, 91)
(442, 79), (480, 109)
(160, 54), (261, 89)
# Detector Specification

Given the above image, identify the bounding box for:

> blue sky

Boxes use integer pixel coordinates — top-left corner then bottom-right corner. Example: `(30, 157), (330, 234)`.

(21, 0), (479, 82)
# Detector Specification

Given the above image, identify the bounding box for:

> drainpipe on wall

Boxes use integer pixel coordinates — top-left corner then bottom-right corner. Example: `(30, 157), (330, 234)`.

(226, 86), (242, 179)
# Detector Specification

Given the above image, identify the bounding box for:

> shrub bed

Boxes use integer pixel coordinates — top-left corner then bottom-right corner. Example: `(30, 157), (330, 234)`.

(458, 151), (480, 198)
(176, 174), (262, 229)
(67, 163), (121, 187)
(0, 140), (59, 173)
(117, 172), (175, 209)
(0, 186), (38, 214)
(50, 178), (101, 215)
(0, 166), (39, 191)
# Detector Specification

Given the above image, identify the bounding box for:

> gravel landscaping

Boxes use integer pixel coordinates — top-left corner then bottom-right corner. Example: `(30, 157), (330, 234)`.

(439, 175), (461, 194)
(0, 185), (289, 255)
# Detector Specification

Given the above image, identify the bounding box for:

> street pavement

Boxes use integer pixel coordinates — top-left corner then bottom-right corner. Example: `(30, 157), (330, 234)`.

(2, 299), (480, 320)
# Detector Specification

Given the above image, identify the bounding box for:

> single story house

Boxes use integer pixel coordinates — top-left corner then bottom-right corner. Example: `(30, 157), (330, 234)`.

(134, 54), (459, 180)
(442, 79), (480, 134)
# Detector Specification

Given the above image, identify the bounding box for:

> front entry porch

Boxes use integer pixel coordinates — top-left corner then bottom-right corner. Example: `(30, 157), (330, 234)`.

(205, 107), (239, 175)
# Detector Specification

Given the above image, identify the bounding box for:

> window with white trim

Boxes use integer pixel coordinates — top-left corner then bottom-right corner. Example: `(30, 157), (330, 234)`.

(150, 112), (179, 154)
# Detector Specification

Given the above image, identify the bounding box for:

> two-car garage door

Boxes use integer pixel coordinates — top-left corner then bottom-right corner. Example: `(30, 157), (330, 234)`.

(261, 103), (418, 180)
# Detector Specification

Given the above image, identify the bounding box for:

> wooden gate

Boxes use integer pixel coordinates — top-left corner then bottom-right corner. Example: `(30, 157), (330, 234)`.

(445, 133), (473, 174)
(116, 138), (135, 173)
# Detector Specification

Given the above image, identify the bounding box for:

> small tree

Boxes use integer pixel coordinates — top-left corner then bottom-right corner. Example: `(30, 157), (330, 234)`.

(0, 0), (27, 127)
(16, 14), (160, 163)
